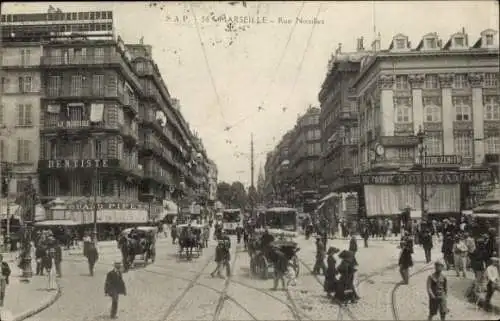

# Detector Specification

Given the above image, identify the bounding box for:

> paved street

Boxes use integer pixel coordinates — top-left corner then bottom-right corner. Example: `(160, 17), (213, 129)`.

(16, 235), (498, 320)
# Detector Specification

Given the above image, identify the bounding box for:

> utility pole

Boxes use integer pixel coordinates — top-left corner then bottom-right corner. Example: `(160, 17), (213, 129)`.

(250, 133), (255, 217)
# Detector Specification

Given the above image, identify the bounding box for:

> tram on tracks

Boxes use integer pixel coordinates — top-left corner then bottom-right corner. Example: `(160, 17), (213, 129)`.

(250, 207), (300, 279)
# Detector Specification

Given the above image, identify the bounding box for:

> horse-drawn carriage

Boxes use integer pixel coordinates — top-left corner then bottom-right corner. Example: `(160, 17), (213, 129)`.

(248, 207), (300, 279)
(119, 226), (157, 270)
(177, 223), (204, 260)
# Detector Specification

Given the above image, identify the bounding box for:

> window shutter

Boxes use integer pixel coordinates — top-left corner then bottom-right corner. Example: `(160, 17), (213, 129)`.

(26, 105), (32, 125)
(17, 104), (23, 125)
(17, 139), (22, 162)
(18, 77), (24, 92)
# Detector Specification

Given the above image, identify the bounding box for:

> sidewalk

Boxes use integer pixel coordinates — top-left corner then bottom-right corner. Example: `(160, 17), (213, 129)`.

(1, 267), (61, 321)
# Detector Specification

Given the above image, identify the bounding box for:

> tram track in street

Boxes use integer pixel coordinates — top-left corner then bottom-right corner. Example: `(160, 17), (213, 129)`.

(297, 256), (431, 321)
(390, 264), (434, 320)
(64, 246), (310, 320)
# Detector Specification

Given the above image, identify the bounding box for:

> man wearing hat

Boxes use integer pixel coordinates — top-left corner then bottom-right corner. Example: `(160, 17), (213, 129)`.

(105, 261), (127, 319)
(485, 256), (500, 310)
(426, 260), (448, 321)
(313, 237), (326, 275)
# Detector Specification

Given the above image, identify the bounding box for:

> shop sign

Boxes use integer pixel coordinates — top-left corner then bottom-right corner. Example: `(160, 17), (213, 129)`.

(65, 202), (149, 211)
(361, 170), (492, 185)
(45, 159), (110, 169)
(380, 136), (418, 146)
(424, 155), (462, 166)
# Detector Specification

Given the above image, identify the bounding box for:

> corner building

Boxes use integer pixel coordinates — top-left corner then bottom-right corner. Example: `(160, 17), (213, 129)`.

(350, 29), (499, 218)
(0, 9), (205, 225)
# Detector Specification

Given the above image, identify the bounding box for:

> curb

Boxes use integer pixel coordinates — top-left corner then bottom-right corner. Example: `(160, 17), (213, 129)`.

(13, 278), (62, 321)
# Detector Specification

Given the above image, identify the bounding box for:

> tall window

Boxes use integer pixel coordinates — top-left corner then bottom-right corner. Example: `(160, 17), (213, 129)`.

(394, 97), (412, 123)
(484, 96), (500, 120)
(0, 140), (5, 161)
(20, 49), (31, 65)
(17, 139), (31, 162)
(94, 139), (104, 158)
(424, 106), (441, 122)
(395, 106), (411, 123)
(70, 141), (82, 159)
(1, 77), (7, 93)
(453, 74), (468, 89)
(46, 139), (57, 159)
(92, 74), (104, 96)
(485, 135), (500, 153)
(453, 96), (471, 121)
(17, 104), (32, 126)
(424, 75), (439, 89)
(484, 73), (498, 88)
(424, 135), (443, 156)
(398, 147), (414, 160)
(395, 75), (409, 89)
(70, 75), (83, 96)
(0, 104), (3, 125)
(423, 97), (441, 122)
(18, 76), (32, 93)
(454, 133), (472, 157)
(47, 75), (61, 96)
(67, 103), (84, 122)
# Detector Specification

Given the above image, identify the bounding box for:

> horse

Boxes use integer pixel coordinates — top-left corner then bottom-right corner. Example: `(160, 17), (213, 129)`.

(118, 235), (146, 271)
(179, 234), (197, 259)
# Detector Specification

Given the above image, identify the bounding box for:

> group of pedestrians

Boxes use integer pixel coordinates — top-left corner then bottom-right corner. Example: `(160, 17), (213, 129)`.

(390, 215), (499, 320)
(33, 230), (62, 291)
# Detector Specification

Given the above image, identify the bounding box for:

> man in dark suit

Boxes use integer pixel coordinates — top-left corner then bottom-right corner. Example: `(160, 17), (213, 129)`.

(105, 262), (127, 319)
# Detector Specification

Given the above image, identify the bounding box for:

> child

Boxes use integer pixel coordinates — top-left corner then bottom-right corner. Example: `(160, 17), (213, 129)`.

(427, 260), (448, 321)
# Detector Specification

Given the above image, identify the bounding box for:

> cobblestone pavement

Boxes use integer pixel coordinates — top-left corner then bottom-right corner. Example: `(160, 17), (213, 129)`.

(394, 266), (500, 321)
(22, 234), (499, 321)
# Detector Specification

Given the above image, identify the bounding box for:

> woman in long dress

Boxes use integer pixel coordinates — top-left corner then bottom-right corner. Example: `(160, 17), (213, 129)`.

(45, 248), (56, 291)
(324, 247), (339, 297)
(398, 232), (414, 284)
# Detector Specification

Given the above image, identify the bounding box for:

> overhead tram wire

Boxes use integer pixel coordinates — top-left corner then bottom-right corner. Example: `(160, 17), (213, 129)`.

(189, 4), (229, 128)
(283, 3), (323, 111)
(224, 1), (306, 132)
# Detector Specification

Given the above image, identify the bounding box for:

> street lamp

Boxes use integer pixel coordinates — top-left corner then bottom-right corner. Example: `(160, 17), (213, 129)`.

(1, 162), (13, 252)
(20, 176), (37, 281)
(416, 125), (428, 222)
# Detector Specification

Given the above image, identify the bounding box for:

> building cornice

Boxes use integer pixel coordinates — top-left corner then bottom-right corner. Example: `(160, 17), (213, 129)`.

(351, 49), (499, 91)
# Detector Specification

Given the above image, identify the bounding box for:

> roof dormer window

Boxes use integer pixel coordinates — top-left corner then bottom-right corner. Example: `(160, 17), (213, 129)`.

(395, 39), (405, 49)
(425, 38), (437, 49)
(486, 34), (494, 45)
(454, 36), (465, 47)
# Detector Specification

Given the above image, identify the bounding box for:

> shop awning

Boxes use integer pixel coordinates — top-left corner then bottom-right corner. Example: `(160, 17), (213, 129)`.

(473, 185), (500, 213)
(318, 192), (341, 203)
(35, 220), (79, 226)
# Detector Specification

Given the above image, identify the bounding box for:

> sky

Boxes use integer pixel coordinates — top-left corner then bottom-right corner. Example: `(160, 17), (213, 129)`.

(2, 1), (499, 186)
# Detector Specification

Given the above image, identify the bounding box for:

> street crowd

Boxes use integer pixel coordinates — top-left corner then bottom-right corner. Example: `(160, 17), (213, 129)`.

(306, 212), (500, 320)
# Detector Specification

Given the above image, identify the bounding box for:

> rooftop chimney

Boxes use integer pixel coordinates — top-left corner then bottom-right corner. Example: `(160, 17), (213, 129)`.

(371, 32), (381, 52)
(335, 43), (342, 55)
(356, 37), (365, 51)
